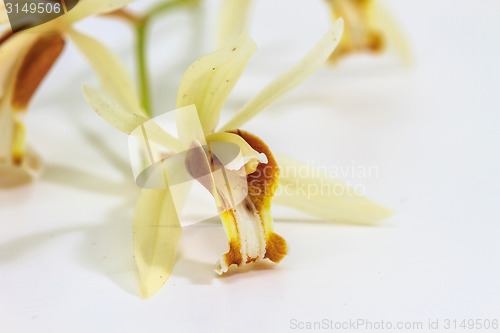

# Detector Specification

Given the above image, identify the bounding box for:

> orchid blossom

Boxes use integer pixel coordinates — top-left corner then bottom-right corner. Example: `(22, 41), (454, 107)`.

(0, 0), (137, 187)
(83, 18), (392, 298)
(216, 0), (410, 63)
(325, 0), (411, 63)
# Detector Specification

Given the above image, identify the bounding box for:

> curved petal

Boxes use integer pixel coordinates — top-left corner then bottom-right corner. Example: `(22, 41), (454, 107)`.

(175, 104), (206, 147)
(273, 153), (393, 225)
(82, 84), (147, 134)
(176, 33), (257, 135)
(0, 2), (9, 25)
(206, 132), (266, 174)
(62, 0), (137, 24)
(216, 0), (254, 48)
(0, 32), (41, 103)
(214, 130), (287, 273)
(0, 31), (65, 111)
(370, 1), (412, 65)
(220, 19), (344, 131)
(11, 33), (65, 110)
(1, 31), (63, 187)
(68, 28), (143, 115)
(133, 187), (181, 298)
(83, 85), (184, 152)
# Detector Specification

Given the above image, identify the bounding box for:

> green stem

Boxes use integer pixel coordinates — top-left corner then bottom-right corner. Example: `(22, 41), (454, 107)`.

(136, 20), (151, 117)
(145, 0), (198, 21)
(134, 0), (199, 117)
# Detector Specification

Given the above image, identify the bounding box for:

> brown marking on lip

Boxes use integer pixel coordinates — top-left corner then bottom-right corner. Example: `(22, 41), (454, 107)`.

(229, 129), (280, 211)
(222, 233), (243, 267)
(0, 30), (14, 46)
(327, 0), (385, 63)
(11, 120), (25, 165)
(187, 129), (288, 270)
(12, 33), (65, 110)
(229, 129), (288, 263)
(265, 232), (288, 263)
(185, 143), (235, 212)
(367, 31), (384, 52)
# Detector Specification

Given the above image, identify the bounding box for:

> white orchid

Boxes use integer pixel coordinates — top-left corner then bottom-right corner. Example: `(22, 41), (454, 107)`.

(0, 0), (137, 187)
(216, 0), (410, 63)
(324, 0), (411, 63)
(83, 18), (392, 298)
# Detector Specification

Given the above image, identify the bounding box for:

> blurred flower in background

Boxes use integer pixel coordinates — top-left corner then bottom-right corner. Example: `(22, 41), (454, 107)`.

(0, 0), (136, 187)
(325, 0), (411, 63)
(326, 0), (384, 61)
(217, 0), (411, 63)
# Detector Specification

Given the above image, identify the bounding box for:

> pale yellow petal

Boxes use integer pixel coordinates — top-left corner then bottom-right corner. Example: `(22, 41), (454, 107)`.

(133, 187), (181, 298)
(68, 29), (143, 115)
(371, 1), (412, 65)
(0, 99), (13, 162)
(220, 19), (344, 131)
(176, 34), (257, 135)
(0, 31), (61, 188)
(83, 86), (183, 152)
(142, 124), (185, 154)
(11, 33), (65, 110)
(0, 31), (43, 102)
(273, 154), (393, 225)
(175, 104), (207, 147)
(213, 130), (286, 273)
(216, 0), (254, 48)
(0, 146), (42, 188)
(0, 2), (9, 25)
(63, 0), (136, 24)
(206, 132), (266, 174)
(82, 84), (147, 134)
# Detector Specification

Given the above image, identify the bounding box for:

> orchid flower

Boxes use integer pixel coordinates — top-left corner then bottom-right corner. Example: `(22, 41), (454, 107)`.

(216, 0), (410, 63)
(216, 0), (254, 49)
(325, 0), (411, 63)
(83, 18), (392, 297)
(0, 0), (137, 187)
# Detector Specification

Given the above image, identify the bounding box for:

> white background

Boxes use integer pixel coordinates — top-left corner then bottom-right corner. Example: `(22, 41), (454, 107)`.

(1, 0), (499, 332)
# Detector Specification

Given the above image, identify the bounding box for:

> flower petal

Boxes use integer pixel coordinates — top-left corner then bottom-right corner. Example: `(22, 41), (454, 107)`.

(0, 31), (39, 102)
(0, 99), (14, 163)
(273, 154), (393, 225)
(82, 84), (147, 134)
(175, 104), (207, 147)
(0, 2), (9, 25)
(62, 0), (137, 24)
(176, 34), (257, 135)
(0, 145), (41, 188)
(216, 0), (254, 48)
(206, 132), (266, 174)
(68, 28), (143, 115)
(11, 32), (65, 110)
(0, 31), (65, 111)
(370, 0), (412, 65)
(220, 19), (344, 131)
(0, 31), (62, 186)
(184, 130), (287, 273)
(83, 85), (184, 154)
(133, 187), (181, 298)
(217, 130), (287, 273)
